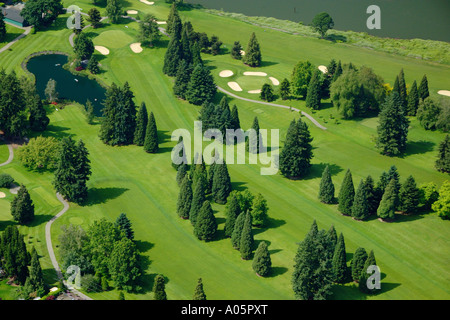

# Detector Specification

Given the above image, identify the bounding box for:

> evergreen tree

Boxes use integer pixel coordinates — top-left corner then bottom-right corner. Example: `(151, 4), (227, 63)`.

(252, 241), (272, 277)
(351, 247), (368, 282)
(387, 165), (401, 209)
(144, 112), (159, 153)
(153, 274), (167, 300)
(224, 192), (242, 238)
(29, 95), (50, 132)
(134, 102), (148, 146)
(243, 32), (262, 67)
(364, 175), (378, 215)
(177, 175), (193, 219)
(230, 105), (241, 131)
(28, 248), (46, 297)
(279, 78), (291, 100)
(306, 70), (321, 110)
(186, 64), (217, 105)
(73, 139), (92, 204)
(180, 23), (193, 64)
(436, 135), (450, 173)
(11, 185), (35, 224)
(231, 212), (246, 249)
(406, 80), (419, 116)
(87, 7), (102, 29)
(0, 11), (6, 42)
(106, 0), (122, 24)
(359, 250), (378, 294)
(246, 116), (261, 154)
(231, 41), (242, 60)
(176, 162), (189, 186)
(397, 69), (407, 112)
(332, 233), (348, 283)
(167, 2), (181, 37)
(332, 60), (342, 82)
(418, 74), (429, 101)
(351, 179), (370, 220)
(115, 213), (134, 240)
(189, 174), (207, 227)
(279, 118), (314, 179)
(251, 193), (269, 227)
(318, 165), (335, 204)
(193, 278), (207, 300)
(73, 32), (94, 60)
(260, 83), (275, 102)
(173, 60), (193, 99)
(85, 99), (95, 125)
(191, 41), (203, 67)
(239, 212), (254, 260)
(194, 200), (217, 241)
(211, 162), (232, 204)
(163, 32), (182, 77)
(376, 92), (409, 156)
(327, 59), (337, 78)
(139, 14), (161, 47)
(338, 169), (355, 216)
(377, 179), (397, 220)
(326, 225), (338, 254)
(399, 175), (420, 214)
(87, 55), (100, 74)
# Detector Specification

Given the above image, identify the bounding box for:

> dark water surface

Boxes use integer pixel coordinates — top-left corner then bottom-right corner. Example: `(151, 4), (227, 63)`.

(186, 0), (450, 42)
(27, 54), (106, 116)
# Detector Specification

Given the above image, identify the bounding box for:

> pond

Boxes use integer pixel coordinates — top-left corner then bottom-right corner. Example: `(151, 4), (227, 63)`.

(186, 0), (450, 42)
(27, 54), (107, 116)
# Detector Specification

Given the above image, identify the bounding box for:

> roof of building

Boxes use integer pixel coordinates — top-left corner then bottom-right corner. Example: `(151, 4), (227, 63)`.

(2, 7), (26, 24)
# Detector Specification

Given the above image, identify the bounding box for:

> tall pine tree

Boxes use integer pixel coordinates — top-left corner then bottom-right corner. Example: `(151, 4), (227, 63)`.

(398, 175), (420, 214)
(243, 32), (262, 67)
(305, 70), (321, 110)
(351, 247), (368, 282)
(134, 102), (148, 146)
(338, 169), (355, 216)
(377, 179), (397, 220)
(224, 192), (242, 238)
(436, 134), (450, 173)
(318, 165), (335, 204)
(11, 185), (35, 225)
(351, 179), (370, 220)
(144, 111), (159, 153)
(252, 241), (272, 277)
(332, 233), (348, 283)
(211, 162), (232, 204)
(406, 80), (419, 116)
(418, 74), (429, 101)
(177, 175), (193, 219)
(239, 212), (254, 260)
(194, 200), (217, 241)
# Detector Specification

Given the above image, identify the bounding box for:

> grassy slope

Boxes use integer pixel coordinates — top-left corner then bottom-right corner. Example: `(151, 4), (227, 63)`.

(0, 1), (448, 300)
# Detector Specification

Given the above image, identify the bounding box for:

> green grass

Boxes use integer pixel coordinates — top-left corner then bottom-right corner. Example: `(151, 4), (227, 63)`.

(0, 0), (449, 300)
(0, 279), (19, 300)
(0, 23), (24, 50)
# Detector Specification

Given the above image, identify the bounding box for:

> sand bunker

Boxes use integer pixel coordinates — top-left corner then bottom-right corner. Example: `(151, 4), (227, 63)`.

(130, 42), (143, 53)
(94, 46), (110, 55)
(318, 65), (328, 74)
(438, 90), (450, 97)
(269, 77), (280, 86)
(140, 0), (154, 5)
(228, 82), (243, 92)
(127, 10), (138, 15)
(248, 89), (262, 94)
(243, 72), (267, 76)
(0, 192), (5, 198)
(219, 70), (234, 78)
(156, 21), (167, 25)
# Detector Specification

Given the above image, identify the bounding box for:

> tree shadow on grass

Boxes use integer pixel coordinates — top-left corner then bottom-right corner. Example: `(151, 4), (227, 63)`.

(253, 217), (286, 236)
(85, 187), (129, 206)
(0, 220), (17, 233)
(325, 34), (347, 43)
(231, 181), (247, 192)
(135, 240), (154, 253)
(138, 272), (170, 295)
(303, 162), (343, 180)
(42, 125), (72, 139)
(260, 60), (279, 68)
(403, 140), (435, 157)
(267, 266), (288, 278)
(28, 214), (55, 227)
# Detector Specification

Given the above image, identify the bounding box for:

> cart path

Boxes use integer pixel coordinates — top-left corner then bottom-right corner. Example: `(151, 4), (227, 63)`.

(0, 143), (14, 167)
(0, 22), (32, 54)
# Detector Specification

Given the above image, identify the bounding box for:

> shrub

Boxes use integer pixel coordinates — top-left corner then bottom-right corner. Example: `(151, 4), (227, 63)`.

(17, 136), (59, 171)
(0, 173), (14, 188)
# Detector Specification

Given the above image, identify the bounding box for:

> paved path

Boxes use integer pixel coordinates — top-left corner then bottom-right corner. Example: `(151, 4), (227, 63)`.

(217, 86), (328, 130)
(0, 144), (14, 166)
(0, 22), (32, 54)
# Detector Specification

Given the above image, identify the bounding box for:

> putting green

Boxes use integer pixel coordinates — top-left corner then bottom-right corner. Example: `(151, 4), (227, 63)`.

(235, 75), (272, 91)
(93, 30), (135, 49)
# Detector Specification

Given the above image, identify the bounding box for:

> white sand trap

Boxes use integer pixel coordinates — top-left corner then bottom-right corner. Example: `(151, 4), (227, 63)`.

(130, 42), (143, 53)
(248, 89), (262, 94)
(240, 50), (246, 56)
(0, 192), (5, 198)
(94, 46), (110, 55)
(318, 65), (328, 74)
(438, 90), (450, 97)
(269, 77), (280, 85)
(127, 10), (138, 15)
(156, 21), (167, 25)
(228, 82), (243, 92)
(219, 70), (234, 78)
(140, 0), (154, 5)
(243, 72), (267, 76)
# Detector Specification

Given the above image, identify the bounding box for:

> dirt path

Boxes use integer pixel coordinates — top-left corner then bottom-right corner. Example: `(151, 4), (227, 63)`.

(217, 86), (327, 130)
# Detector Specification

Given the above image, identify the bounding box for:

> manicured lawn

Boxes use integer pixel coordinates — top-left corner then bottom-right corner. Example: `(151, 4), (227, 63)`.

(0, 279), (19, 300)
(0, 23), (24, 50)
(0, 0), (448, 300)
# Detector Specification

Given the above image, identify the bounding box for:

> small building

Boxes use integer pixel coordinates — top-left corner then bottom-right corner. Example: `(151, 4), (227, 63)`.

(1, 5), (29, 28)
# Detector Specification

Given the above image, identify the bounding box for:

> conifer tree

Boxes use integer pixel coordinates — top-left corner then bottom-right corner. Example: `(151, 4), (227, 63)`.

(193, 278), (207, 300)
(0, 11), (6, 42)
(28, 248), (46, 297)
(87, 55), (100, 74)
(359, 250), (378, 294)
(173, 60), (193, 99)
(279, 78), (291, 100)
(399, 175), (420, 214)
(166, 2), (181, 37)
(243, 32), (262, 67)
(191, 41), (203, 67)
(279, 118), (314, 179)
(418, 74), (429, 101)
(239, 212), (254, 260)
(252, 241), (272, 277)
(194, 200), (217, 241)
(73, 139), (92, 204)
(377, 179), (397, 220)
(318, 165), (335, 204)
(397, 69), (407, 112)
(326, 225), (338, 254)
(144, 112), (159, 153)
(332, 233), (348, 283)
(115, 213), (134, 240)
(176, 163), (189, 186)
(231, 41), (242, 60)
(306, 70), (321, 110)
(189, 173), (207, 227)
(231, 212), (246, 249)
(29, 95), (49, 132)
(338, 169), (355, 216)
(211, 162), (232, 204)
(351, 247), (368, 282)
(406, 80), (419, 116)
(230, 105), (241, 131)
(106, 0), (122, 23)
(376, 92), (409, 156)
(364, 175), (378, 215)
(177, 175), (193, 219)
(134, 102), (148, 146)
(153, 274), (167, 300)
(351, 179), (370, 220)
(436, 134), (450, 173)
(327, 59), (337, 77)
(387, 165), (401, 209)
(85, 99), (95, 125)
(11, 185), (35, 225)
(251, 193), (269, 227)
(185, 64), (217, 106)
(260, 83), (275, 102)
(180, 23), (192, 64)
(246, 116), (261, 154)
(163, 32), (182, 76)
(87, 7), (102, 28)
(332, 60), (342, 82)
(224, 192), (242, 238)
